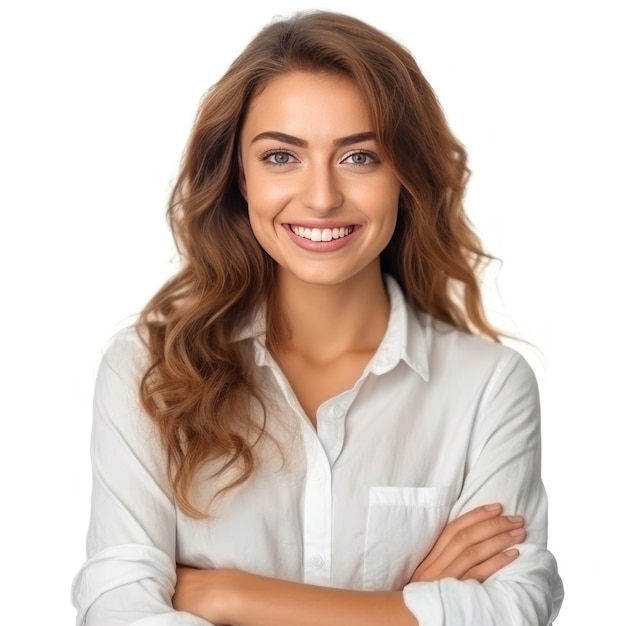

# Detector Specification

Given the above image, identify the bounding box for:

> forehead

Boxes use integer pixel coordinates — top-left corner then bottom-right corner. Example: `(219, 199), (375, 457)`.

(240, 71), (373, 141)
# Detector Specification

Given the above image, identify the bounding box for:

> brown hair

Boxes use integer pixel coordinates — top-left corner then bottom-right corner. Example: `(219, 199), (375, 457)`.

(138, 10), (499, 516)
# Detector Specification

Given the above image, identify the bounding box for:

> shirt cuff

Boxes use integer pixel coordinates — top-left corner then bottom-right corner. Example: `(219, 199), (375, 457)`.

(72, 543), (176, 625)
(402, 580), (446, 626)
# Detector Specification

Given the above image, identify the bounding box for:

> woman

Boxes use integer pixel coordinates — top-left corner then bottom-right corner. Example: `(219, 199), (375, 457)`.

(72, 11), (563, 626)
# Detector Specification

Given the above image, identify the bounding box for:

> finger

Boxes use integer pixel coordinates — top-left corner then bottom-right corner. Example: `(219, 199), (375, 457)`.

(433, 515), (525, 575)
(461, 548), (520, 583)
(451, 514), (525, 552)
(418, 507), (523, 572)
(414, 514), (525, 579)
(420, 504), (505, 564)
(441, 525), (527, 579)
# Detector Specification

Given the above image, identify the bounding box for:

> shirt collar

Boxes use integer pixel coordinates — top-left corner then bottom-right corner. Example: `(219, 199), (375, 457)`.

(370, 275), (429, 381)
(235, 275), (429, 381)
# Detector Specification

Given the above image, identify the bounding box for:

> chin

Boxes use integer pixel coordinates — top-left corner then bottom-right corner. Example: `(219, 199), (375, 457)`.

(279, 265), (374, 289)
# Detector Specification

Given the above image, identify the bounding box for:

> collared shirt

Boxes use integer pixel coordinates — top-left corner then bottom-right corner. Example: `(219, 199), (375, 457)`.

(71, 277), (563, 625)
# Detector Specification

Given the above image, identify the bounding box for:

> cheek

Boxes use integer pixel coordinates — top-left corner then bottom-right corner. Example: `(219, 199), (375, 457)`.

(366, 181), (401, 226)
(382, 210), (399, 248)
(247, 209), (271, 246)
(245, 177), (292, 219)
(377, 187), (401, 247)
(246, 193), (284, 257)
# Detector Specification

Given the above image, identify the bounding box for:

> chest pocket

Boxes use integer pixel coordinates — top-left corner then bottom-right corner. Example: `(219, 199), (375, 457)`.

(363, 484), (458, 590)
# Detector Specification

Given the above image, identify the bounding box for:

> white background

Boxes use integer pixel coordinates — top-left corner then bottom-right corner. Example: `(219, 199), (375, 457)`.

(1, 1), (623, 623)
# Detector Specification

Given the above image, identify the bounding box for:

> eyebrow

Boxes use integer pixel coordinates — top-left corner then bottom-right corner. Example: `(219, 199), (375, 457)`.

(250, 131), (376, 148)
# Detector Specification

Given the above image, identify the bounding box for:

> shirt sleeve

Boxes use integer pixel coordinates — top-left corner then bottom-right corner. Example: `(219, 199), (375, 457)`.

(402, 350), (564, 626)
(71, 330), (214, 626)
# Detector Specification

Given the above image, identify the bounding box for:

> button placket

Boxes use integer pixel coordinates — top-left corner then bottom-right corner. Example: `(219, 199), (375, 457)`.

(318, 400), (350, 468)
(302, 438), (332, 585)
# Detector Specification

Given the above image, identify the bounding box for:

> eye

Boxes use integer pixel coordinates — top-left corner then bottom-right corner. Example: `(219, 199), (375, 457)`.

(341, 151), (378, 167)
(260, 150), (297, 166)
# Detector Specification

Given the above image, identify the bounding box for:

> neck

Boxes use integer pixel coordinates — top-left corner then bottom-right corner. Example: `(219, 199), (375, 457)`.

(271, 263), (390, 363)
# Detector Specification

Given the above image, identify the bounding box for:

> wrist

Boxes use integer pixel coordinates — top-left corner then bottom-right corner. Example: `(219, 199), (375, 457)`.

(208, 569), (248, 625)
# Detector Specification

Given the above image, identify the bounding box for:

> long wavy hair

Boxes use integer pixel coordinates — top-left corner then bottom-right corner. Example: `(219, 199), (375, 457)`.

(138, 10), (499, 517)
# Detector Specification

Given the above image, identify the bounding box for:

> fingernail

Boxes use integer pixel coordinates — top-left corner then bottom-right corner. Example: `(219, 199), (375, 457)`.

(485, 503), (501, 511)
(509, 528), (526, 537)
(507, 515), (524, 523)
(504, 548), (519, 558)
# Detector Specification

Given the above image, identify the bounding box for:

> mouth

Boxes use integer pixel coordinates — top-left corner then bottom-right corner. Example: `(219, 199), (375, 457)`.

(289, 225), (355, 242)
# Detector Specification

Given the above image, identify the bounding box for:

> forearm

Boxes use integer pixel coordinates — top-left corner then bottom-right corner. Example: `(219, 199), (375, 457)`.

(404, 545), (562, 626)
(175, 569), (418, 626)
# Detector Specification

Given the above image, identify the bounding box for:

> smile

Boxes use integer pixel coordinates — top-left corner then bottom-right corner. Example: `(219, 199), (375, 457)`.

(289, 225), (355, 242)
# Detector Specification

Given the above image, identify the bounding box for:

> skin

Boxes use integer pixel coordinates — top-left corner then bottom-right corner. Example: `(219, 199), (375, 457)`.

(173, 71), (526, 625)
(240, 71), (401, 291)
(239, 70), (401, 424)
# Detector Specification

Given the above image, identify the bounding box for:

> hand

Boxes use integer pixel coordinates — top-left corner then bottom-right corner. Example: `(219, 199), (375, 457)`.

(172, 567), (211, 619)
(410, 503), (526, 583)
(173, 566), (237, 625)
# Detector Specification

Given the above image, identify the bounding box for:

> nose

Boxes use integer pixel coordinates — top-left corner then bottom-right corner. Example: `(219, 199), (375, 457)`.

(300, 162), (343, 213)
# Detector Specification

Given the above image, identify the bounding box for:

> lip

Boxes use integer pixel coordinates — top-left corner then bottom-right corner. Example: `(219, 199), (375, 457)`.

(282, 223), (360, 252)
(286, 221), (358, 229)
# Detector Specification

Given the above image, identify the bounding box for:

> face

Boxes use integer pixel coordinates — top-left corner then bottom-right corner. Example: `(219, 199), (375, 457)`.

(239, 71), (401, 289)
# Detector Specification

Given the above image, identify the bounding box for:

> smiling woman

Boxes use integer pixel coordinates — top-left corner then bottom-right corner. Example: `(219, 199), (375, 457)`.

(240, 71), (400, 292)
(71, 10), (563, 626)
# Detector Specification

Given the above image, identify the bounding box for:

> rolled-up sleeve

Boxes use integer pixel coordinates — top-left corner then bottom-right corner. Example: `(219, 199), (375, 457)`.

(403, 352), (564, 625)
(71, 331), (213, 626)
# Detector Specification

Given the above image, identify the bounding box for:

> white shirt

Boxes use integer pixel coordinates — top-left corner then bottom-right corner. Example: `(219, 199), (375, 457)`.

(72, 276), (563, 625)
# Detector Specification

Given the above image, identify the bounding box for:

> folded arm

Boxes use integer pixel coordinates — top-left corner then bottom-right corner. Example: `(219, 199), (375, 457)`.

(74, 336), (562, 626)
(402, 351), (563, 625)
(173, 352), (562, 626)
(173, 504), (527, 626)
(71, 332), (213, 626)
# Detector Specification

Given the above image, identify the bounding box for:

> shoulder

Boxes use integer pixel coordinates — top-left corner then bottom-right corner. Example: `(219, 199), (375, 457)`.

(97, 326), (149, 379)
(387, 275), (533, 389)
(415, 311), (538, 396)
(412, 314), (543, 450)
(92, 326), (151, 416)
(90, 327), (165, 452)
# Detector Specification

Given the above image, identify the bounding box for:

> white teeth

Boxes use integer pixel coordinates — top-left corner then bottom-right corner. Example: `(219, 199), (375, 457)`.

(290, 225), (354, 241)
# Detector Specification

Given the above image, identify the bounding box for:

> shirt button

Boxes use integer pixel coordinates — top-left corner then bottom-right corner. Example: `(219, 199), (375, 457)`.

(311, 554), (325, 568)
